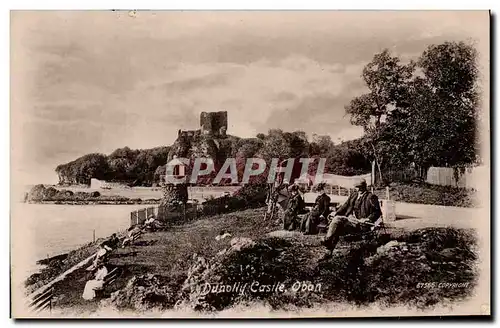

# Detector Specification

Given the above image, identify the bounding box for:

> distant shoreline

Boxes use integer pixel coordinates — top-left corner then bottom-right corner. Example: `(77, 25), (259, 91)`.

(26, 199), (161, 206)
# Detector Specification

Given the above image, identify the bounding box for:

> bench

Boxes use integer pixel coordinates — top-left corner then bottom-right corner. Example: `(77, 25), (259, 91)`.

(103, 267), (120, 286)
(299, 205), (387, 237)
(131, 231), (142, 241)
(27, 287), (54, 314)
(122, 230), (142, 248)
(95, 267), (121, 299)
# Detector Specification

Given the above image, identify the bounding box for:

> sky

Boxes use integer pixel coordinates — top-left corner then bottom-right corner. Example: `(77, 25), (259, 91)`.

(10, 10), (489, 185)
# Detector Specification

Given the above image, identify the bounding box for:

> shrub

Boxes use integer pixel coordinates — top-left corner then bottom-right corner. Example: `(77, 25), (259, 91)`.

(233, 183), (267, 208)
(373, 183), (477, 207)
(61, 190), (74, 197)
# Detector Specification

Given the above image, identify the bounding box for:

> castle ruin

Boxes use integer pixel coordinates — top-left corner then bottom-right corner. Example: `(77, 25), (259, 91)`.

(177, 111), (228, 139)
(169, 111), (229, 163)
(162, 111), (229, 209)
(200, 111), (228, 137)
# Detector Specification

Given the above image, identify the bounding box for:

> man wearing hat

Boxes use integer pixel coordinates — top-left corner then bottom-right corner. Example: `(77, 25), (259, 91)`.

(300, 182), (331, 235)
(283, 184), (305, 231)
(321, 178), (382, 255)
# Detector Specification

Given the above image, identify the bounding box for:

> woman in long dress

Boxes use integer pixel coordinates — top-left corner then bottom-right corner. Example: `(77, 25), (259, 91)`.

(82, 263), (108, 300)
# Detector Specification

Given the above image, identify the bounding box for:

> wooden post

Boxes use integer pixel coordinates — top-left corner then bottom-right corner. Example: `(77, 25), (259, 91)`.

(93, 230), (95, 243)
(49, 287), (53, 314)
(372, 160), (376, 186)
(386, 186), (390, 200)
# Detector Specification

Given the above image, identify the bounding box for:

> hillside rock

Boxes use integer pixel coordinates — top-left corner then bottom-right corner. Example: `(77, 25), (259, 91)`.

(229, 237), (255, 251)
(101, 274), (181, 312)
(26, 184), (47, 202)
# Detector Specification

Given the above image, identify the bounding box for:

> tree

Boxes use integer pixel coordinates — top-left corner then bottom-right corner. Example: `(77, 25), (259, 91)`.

(284, 131), (309, 158)
(256, 133), (266, 140)
(345, 49), (415, 183)
(345, 41), (480, 185)
(310, 134), (334, 156)
(154, 165), (166, 184)
(324, 139), (371, 176)
(259, 129), (293, 162)
(73, 153), (109, 184)
(414, 41), (479, 171)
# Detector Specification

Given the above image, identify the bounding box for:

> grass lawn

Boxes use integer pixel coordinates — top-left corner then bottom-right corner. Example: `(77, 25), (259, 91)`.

(50, 208), (278, 313)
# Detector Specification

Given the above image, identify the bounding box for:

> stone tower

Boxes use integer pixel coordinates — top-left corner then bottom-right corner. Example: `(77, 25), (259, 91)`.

(200, 111), (228, 137)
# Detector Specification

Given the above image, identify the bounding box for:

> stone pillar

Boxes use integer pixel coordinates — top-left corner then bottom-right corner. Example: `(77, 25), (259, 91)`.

(158, 183), (189, 221)
(162, 183), (188, 204)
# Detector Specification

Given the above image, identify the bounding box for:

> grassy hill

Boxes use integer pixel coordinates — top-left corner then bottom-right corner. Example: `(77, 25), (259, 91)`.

(28, 207), (478, 316)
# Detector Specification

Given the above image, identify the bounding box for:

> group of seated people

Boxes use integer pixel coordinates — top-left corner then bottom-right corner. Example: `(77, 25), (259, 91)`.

(82, 233), (120, 300)
(281, 179), (383, 256)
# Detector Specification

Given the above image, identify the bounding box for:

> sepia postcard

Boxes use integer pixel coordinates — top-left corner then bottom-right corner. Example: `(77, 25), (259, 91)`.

(10, 10), (491, 318)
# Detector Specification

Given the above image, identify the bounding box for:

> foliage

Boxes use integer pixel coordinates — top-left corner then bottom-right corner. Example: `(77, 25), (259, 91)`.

(345, 41), (480, 183)
(26, 184), (47, 202)
(345, 49), (415, 181)
(324, 138), (372, 176)
(407, 41), (479, 169)
(56, 147), (170, 186)
(373, 183), (477, 207)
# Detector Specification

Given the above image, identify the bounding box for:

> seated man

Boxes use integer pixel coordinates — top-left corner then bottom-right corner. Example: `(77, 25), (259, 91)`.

(102, 233), (120, 250)
(300, 183), (331, 235)
(121, 225), (142, 248)
(321, 178), (382, 255)
(144, 215), (156, 226)
(283, 184), (305, 231)
(82, 261), (108, 300)
(144, 215), (165, 231)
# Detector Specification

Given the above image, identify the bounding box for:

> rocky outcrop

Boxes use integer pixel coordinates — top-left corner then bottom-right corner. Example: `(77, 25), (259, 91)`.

(100, 274), (182, 312)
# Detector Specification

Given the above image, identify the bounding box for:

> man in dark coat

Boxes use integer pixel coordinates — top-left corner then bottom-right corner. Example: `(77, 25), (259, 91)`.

(321, 178), (382, 254)
(103, 233), (120, 249)
(300, 183), (331, 235)
(283, 184), (304, 231)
